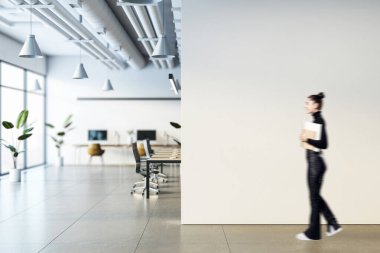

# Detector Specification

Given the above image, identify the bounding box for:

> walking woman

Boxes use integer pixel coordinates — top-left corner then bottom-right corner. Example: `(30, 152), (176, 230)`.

(297, 92), (342, 240)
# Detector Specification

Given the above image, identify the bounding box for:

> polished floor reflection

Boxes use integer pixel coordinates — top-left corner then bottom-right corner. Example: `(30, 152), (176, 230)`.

(0, 165), (378, 253)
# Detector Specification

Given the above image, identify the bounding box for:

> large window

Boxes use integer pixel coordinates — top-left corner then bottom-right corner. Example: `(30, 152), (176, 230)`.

(0, 87), (25, 173)
(26, 72), (45, 167)
(0, 62), (46, 175)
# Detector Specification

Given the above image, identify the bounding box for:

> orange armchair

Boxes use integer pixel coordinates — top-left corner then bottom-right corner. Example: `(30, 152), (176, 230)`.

(88, 143), (105, 165)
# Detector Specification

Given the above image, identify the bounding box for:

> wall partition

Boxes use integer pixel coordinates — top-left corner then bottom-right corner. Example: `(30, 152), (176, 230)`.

(182, 0), (380, 224)
(0, 61), (46, 175)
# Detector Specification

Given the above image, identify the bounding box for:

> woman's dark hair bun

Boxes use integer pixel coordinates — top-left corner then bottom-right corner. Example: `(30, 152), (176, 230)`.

(317, 92), (325, 99)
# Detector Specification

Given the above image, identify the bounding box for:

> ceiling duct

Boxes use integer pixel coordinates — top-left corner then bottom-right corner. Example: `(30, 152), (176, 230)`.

(66, 0), (81, 8)
(9, 0), (124, 69)
(30, 5), (118, 69)
(118, 1), (176, 69)
(119, 5), (162, 69)
(146, 4), (175, 67)
(132, 5), (168, 68)
(39, 0), (127, 69)
(79, 0), (146, 69)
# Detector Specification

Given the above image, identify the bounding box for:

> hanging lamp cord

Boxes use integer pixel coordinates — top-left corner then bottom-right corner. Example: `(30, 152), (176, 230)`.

(30, 1), (32, 34)
(162, 0), (165, 37)
(162, 0), (166, 54)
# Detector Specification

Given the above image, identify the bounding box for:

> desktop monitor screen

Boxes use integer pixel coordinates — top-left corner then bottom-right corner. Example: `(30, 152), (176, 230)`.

(88, 130), (107, 141)
(137, 130), (156, 141)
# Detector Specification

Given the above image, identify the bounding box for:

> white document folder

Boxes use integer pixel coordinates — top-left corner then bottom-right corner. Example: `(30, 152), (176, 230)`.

(303, 121), (322, 152)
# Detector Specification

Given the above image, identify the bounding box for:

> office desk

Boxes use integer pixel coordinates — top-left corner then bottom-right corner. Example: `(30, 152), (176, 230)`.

(146, 149), (181, 199)
(73, 144), (131, 165)
(73, 144), (180, 165)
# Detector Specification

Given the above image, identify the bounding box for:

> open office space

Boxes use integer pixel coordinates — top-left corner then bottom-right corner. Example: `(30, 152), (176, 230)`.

(0, 0), (379, 252)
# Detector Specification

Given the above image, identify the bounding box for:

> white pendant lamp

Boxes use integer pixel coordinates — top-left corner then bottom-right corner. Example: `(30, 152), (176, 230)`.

(73, 63), (88, 79)
(102, 79), (114, 91)
(72, 42), (88, 79)
(19, 2), (43, 58)
(32, 79), (42, 91)
(151, 0), (175, 59)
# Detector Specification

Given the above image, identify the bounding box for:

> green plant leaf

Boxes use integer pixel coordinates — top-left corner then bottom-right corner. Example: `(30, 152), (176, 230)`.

(2, 121), (14, 129)
(57, 132), (65, 136)
(173, 138), (181, 146)
(0, 138), (6, 143)
(45, 123), (55, 128)
(66, 127), (75, 132)
(24, 127), (34, 134)
(55, 145), (60, 149)
(18, 133), (32, 140)
(64, 122), (72, 129)
(64, 114), (73, 125)
(50, 136), (58, 143)
(27, 120), (36, 127)
(16, 110), (29, 129)
(170, 122), (181, 129)
(3, 144), (16, 152)
(14, 151), (25, 157)
(58, 140), (64, 145)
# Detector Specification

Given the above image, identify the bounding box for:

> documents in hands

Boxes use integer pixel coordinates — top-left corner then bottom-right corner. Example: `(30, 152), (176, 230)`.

(302, 121), (322, 152)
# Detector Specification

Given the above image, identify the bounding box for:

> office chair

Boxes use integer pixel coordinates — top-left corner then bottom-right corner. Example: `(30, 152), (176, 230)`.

(146, 139), (154, 155)
(130, 142), (159, 195)
(143, 139), (167, 182)
(88, 143), (105, 165)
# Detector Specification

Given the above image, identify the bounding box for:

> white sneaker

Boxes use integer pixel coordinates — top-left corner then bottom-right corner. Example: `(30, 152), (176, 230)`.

(326, 225), (343, 237)
(296, 233), (312, 241)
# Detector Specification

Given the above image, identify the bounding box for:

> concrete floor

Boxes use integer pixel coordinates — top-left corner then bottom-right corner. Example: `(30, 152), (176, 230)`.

(0, 165), (379, 253)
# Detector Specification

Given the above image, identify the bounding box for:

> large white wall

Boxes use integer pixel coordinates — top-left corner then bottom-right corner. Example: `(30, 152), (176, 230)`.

(182, 0), (380, 224)
(0, 33), (46, 75)
(47, 56), (181, 165)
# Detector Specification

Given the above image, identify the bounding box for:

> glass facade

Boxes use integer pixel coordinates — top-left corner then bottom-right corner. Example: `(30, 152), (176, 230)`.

(0, 62), (46, 175)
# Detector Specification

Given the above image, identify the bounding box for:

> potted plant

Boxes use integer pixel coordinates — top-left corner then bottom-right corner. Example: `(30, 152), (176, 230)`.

(0, 109), (33, 182)
(169, 122), (181, 146)
(46, 114), (74, 167)
(127, 129), (135, 144)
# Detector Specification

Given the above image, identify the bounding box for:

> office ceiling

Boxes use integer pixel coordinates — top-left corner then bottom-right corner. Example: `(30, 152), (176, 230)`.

(0, 0), (182, 69)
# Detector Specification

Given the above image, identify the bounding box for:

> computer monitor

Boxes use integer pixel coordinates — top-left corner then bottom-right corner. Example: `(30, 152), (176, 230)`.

(137, 130), (156, 141)
(88, 130), (107, 141)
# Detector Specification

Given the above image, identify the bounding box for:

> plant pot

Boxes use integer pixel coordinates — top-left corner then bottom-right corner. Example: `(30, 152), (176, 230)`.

(55, 156), (64, 167)
(9, 168), (21, 182)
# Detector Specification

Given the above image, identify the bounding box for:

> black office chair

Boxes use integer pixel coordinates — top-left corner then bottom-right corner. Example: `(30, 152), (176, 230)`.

(143, 139), (167, 181)
(131, 142), (159, 195)
(146, 139), (154, 155)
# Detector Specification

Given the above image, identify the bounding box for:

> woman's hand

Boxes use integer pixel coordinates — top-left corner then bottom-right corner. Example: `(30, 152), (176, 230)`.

(300, 131), (308, 142)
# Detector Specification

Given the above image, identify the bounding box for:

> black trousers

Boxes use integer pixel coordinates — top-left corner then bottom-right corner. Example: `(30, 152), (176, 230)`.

(304, 150), (338, 240)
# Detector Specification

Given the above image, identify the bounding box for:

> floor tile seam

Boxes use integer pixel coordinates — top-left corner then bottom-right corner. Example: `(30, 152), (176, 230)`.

(0, 181), (80, 225)
(133, 174), (181, 250)
(37, 181), (124, 253)
(133, 197), (160, 253)
(222, 225), (232, 253)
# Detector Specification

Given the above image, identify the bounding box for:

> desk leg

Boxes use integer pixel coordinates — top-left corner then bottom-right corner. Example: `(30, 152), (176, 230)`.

(74, 148), (76, 165)
(146, 161), (150, 199)
(78, 148), (81, 165)
(125, 146), (129, 166)
(161, 163), (163, 173)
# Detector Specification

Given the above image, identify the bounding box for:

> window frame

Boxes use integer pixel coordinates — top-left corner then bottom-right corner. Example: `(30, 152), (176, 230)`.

(0, 60), (46, 176)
